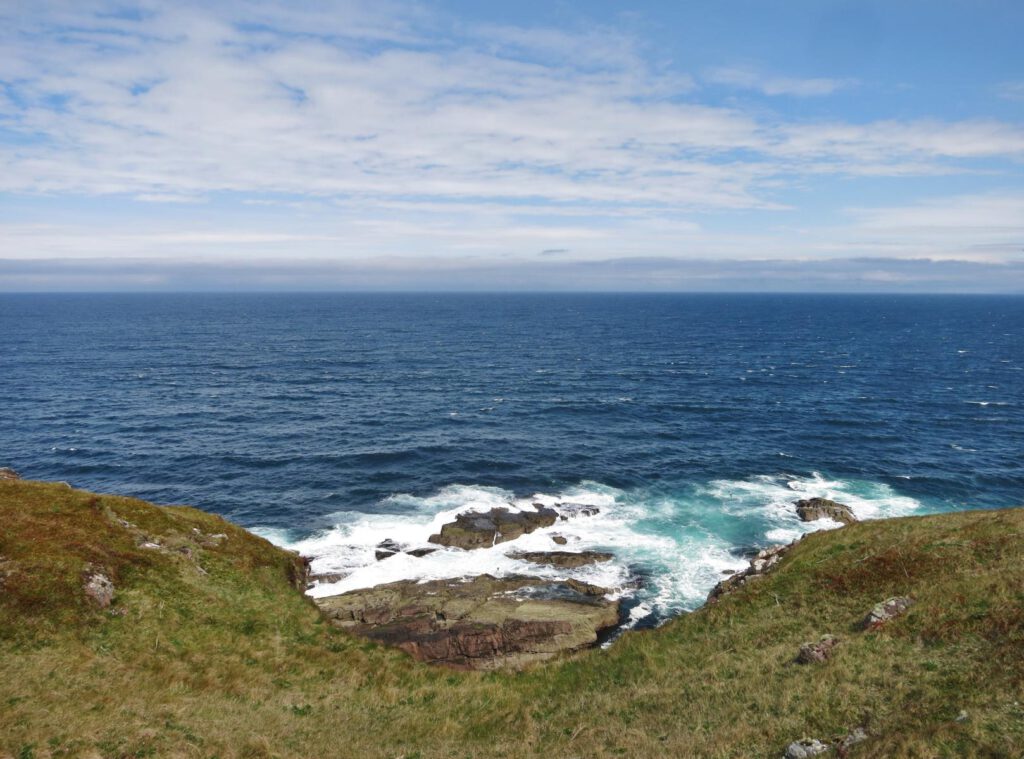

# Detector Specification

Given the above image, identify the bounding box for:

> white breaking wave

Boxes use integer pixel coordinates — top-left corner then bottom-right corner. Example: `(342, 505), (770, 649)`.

(255, 473), (926, 630)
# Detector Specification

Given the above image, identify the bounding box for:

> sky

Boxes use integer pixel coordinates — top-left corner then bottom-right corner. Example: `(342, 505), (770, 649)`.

(1, 0), (1023, 291)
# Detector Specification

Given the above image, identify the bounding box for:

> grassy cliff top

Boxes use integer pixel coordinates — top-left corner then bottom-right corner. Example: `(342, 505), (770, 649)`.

(1, 478), (1023, 758)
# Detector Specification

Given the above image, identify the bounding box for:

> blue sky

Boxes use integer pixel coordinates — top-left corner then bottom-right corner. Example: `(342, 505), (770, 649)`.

(1, 0), (1023, 291)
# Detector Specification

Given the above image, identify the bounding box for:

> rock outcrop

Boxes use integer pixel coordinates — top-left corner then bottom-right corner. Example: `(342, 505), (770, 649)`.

(708, 544), (791, 603)
(428, 505), (559, 549)
(794, 498), (857, 525)
(509, 550), (613, 569)
(860, 596), (914, 630)
(0, 467), (20, 481)
(316, 574), (620, 669)
(82, 567), (114, 608)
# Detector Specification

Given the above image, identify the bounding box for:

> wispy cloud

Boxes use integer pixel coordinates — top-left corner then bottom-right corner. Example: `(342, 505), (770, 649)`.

(996, 81), (1024, 102)
(704, 66), (855, 96)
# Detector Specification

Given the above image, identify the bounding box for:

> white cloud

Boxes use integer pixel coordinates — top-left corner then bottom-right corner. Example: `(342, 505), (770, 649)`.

(1, 0), (1021, 217)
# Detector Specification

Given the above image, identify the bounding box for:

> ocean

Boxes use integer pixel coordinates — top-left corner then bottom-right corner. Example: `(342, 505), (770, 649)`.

(2, 293), (1022, 629)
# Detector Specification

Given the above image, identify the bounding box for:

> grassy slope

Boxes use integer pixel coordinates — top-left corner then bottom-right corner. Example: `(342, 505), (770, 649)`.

(1, 479), (1023, 759)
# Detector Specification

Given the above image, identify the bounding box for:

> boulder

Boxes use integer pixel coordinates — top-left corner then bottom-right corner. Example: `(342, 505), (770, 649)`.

(0, 468), (20, 481)
(860, 596), (914, 630)
(428, 505), (559, 549)
(795, 498), (857, 525)
(316, 574), (620, 670)
(784, 739), (829, 758)
(83, 568), (114, 608)
(551, 535), (568, 545)
(509, 550), (614, 569)
(796, 635), (839, 664)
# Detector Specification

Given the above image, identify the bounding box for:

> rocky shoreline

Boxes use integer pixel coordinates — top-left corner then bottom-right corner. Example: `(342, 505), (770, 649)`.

(310, 495), (863, 669)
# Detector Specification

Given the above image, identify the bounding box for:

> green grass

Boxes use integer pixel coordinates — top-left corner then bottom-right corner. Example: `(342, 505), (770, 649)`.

(2, 478), (1023, 758)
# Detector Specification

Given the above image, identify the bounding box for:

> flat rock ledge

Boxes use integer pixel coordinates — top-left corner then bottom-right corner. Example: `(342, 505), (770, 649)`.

(795, 497), (857, 526)
(509, 550), (614, 569)
(316, 574), (620, 670)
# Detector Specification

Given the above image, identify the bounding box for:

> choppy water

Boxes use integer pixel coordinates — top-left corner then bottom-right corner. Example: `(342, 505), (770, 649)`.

(2, 293), (1022, 628)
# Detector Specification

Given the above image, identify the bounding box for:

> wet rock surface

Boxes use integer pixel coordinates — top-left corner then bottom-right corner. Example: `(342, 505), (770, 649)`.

(428, 505), (559, 549)
(509, 550), (614, 569)
(795, 498), (857, 525)
(316, 574), (620, 669)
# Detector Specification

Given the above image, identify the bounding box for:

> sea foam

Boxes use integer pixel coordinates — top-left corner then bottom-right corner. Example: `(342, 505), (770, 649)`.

(257, 473), (927, 631)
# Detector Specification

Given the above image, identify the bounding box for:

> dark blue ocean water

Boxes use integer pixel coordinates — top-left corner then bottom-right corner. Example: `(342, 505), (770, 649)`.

(2, 293), (1022, 624)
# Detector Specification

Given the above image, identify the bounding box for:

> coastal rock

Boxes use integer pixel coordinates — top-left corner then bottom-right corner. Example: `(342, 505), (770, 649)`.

(375, 539), (401, 560)
(795, 498), (857, 526)
(509, 550), (614, 569)
(555, 503), (600, 519)
(0, 467), (19, 481)
(83, 568), (114, 608)
(428, 505), (559, 550)
(708, 544), (791, 603)
(860, 596), (914, 630)
(307, 572), (347, 588)
(796, 635), (839, 664)
(316, 574), (620, 670)
(406, 547), (438, 558)
(784, 738), (830, 758)
(551, 535), (568, 545)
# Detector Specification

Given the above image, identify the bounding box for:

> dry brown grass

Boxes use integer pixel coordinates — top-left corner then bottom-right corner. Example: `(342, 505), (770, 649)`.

(2, 479), (1023, 758)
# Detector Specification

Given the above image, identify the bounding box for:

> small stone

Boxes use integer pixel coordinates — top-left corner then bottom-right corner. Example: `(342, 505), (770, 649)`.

(796, 635), (839, 665)
(839, 727), (868, 748)
(861, 596), (915, 630)
(551, 535), (568, 545)
(955, 710), (969, 723)
(784, 738), (829, 758)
